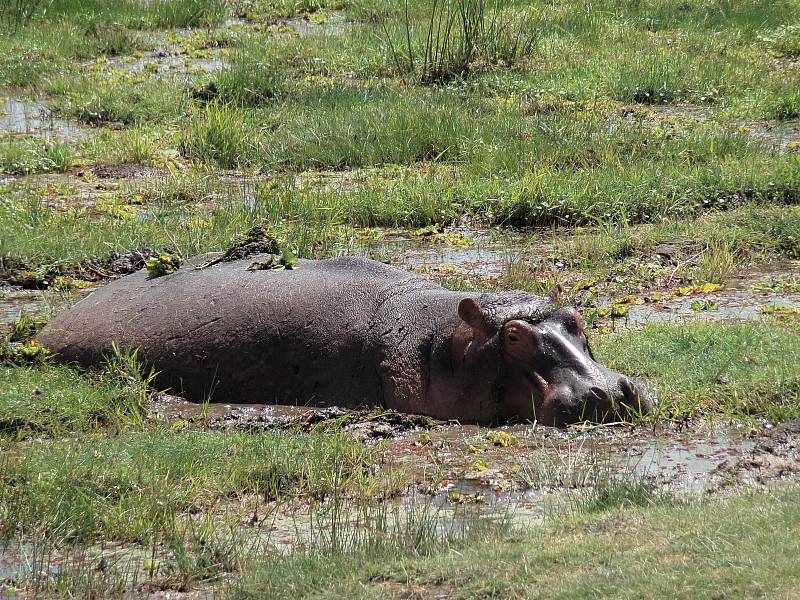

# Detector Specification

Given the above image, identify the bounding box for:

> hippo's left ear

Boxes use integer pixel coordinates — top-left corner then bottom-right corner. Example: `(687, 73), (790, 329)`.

(458, 298), (491, 335)
(547, 283), (565, 304)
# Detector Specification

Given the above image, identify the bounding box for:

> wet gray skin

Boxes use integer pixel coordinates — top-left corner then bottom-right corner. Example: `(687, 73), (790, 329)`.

(495, 306), (651, 426)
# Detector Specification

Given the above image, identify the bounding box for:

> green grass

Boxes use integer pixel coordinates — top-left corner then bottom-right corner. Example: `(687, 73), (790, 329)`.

(0, 138), (74, 175)
(36, 0), (226, 29)
(0, 427), (376, 543)
(178, 80), (800, 175)
(0, 363), (148, 439)
(179, 104), (258, 168)
(758, 24), (800, 58)
(382, 0), (537, 84)
(0, 22), (144, 88)
(46, 75), (190, 126)
(596, 321), (800, 422)
(239, 0), (347, 20)
(214, 42), (289, 106)
(231, 487), (800, 598)
(2, 174), (798, 287)
(546, 205), (800, 290)
(0, 184), (357, 270)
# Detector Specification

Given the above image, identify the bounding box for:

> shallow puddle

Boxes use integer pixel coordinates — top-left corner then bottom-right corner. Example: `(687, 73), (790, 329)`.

(0, 290), (47, 332)
(0, 288), (91, 333)
(364, 230), (520, 278)
(0, 96), (90, 143)
(611, 430), (755, 492)
(734, 118), (800, 153)
(622, 262), (800, 328)
(95, 51), (228, 78)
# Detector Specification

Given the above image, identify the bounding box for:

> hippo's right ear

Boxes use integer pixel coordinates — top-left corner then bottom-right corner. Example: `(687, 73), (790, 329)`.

(458, 298), (491, 334)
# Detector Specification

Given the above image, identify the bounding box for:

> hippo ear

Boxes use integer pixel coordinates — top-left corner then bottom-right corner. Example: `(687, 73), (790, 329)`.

(547, 283), (564, 304)
(458, 298), (490, 334)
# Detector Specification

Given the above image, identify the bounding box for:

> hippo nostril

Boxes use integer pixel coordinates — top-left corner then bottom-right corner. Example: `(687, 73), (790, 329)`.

(620, 378), (638, 404)
(589, 386), (610, 403)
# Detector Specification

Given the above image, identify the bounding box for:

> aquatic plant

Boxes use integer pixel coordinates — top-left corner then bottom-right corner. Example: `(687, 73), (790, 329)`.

(145, 253), (181, 277)
(383, 0), (537, 84)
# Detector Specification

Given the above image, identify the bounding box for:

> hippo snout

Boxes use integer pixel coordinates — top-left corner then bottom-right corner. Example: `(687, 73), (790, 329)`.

(583, 376), (653, 422)
(540, 375), (653, 427)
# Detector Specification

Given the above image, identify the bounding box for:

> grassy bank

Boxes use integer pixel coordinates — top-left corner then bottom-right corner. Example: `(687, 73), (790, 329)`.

(596, 321), (800, 422)
(231, 487), (800, 598)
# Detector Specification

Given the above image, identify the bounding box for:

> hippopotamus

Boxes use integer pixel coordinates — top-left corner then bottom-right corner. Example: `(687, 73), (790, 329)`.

(37, 254), (651, 426)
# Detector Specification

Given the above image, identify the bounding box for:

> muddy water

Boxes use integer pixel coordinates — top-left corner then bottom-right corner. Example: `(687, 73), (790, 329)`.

(149, 395), (758, 498)
(0, 96), (90, 143)
(97, 51), (228, 78)
(0, 398), (788, 589)
(0, 290), (47, 333)
(623, 262), (800, 328)
(0, 542), (60, 590)
(145, 392), (774, 557)
(364, 230), (521, 278)
(353, 222), (552, 280)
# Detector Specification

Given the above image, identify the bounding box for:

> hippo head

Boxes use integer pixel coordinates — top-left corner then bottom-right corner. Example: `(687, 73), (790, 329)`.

(456, 293), (652, 426)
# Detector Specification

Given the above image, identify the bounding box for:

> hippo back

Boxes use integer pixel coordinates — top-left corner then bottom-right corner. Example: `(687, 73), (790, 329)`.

(38, 255), (436, 407)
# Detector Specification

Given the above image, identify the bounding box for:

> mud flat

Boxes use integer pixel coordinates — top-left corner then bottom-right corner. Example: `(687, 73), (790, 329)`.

(622, 262), (800, 328)
(148, 394), (797, 510)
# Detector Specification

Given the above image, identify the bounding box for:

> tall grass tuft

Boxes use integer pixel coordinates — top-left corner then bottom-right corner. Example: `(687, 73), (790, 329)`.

(215, 44), (288, 107)
(384, 0), (537, 84)
(0, 138), (73, 175)
(0, 0), (48, 33)
(151, 0), (226, 28)
(179, 105), (256, 169)
(43, 0), (225, 29)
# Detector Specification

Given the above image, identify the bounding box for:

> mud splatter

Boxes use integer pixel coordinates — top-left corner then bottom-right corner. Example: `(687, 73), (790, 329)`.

(149, 394), (438, 443)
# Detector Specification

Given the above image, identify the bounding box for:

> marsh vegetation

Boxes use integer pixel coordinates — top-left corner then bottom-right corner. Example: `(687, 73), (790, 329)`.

(1, 0), (799, 596)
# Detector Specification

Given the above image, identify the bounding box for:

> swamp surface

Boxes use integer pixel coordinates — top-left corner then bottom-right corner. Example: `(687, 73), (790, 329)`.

(1, 0), (800, 597)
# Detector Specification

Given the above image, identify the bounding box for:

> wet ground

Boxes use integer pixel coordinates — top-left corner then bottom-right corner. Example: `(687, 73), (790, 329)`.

(5, 392), (795, 596)
(620, 104), (800, 153)
(147, 394), (796, 502)
(0, 96), (91, 143)
(363, 226), (524, 279)
(87, 48), (228, 79)
(621, 261), (800, 328)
